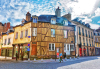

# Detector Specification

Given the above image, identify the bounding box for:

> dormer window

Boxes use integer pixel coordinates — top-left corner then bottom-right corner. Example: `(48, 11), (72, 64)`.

(33, 18), (37, 23)
(63, 20), (68, 25)
(51, 18), (56, 24)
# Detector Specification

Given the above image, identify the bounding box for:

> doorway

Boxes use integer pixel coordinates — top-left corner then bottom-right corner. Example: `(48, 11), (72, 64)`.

(64, 44), (70, 55)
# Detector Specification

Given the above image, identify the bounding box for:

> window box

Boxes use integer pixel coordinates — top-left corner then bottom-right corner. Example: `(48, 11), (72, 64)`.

(49, 43), (55, 51)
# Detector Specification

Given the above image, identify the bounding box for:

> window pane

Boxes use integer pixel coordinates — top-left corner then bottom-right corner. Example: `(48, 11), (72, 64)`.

(64, 44), (66, 50)
(71, 45), (74, 51)
(49, 44), (51, 50)
(52, 44), (54, 50)
(67, 44), (69, 50)
(51, 29), (55, 37)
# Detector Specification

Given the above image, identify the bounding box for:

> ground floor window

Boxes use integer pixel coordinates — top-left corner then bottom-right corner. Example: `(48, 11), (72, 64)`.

(1, 49), (5, 56)
(22, 46), (28, 58)
(70, 44), (74, 51)
(14, 46), (18, 57)
(96, 48), (99, 54)
(49, 43), (55, 51)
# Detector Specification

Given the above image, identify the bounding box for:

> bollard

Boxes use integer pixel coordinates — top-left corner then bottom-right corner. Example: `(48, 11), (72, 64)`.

(41, 58), (43, 62)
(34, 58), (36, 62)
(70, 57), (71, 60)
(74, 57), (75, 60)
(50, 58), (52, 62)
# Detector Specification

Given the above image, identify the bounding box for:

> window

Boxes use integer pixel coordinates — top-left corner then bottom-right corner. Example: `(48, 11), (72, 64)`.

(83, 38), (84, 43)
(32, 28), (37, 36)
(92, 40), (93, 46)
(25, 30), (28, 37)
(64, 30), (68, 38)
(91, 32), (92, 37)
(51, 29), (55, 37)
(33, 18), (37, 23)
(8, 38), (10, 44)
(51, 19), (56, 24)
(49, 43), (55, 51)
(64, 44), (66, 50)
(82, 28), (84, 35)
(89, 39), (90, 46)
(85, 30), (87, 36)
(4, 39), (7, 45)
(15, 32), (18, 39)
(70, 44), (74, 51)
(63, 20), (68, 25)
(20, 31), (23, 38)
(67, 44), (69, 50)
(79, 27), (80, 33)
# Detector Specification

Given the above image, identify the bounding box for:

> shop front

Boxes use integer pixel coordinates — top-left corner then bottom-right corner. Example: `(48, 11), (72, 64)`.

(1, 47), (12, 57)
(95, 47), (100, 56)
(12, 43), (30, 60)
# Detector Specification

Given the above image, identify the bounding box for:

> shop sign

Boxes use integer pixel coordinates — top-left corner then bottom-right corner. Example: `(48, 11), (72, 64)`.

(28, 36), (31, 38)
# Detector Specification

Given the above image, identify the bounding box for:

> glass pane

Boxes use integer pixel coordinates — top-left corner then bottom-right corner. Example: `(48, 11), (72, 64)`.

(71, 45), (74, 51)
(64, 44), (66, 50)
(52, 44), (54, 50)
(49, 44), (51, 50)
(67, 44), (69, 50)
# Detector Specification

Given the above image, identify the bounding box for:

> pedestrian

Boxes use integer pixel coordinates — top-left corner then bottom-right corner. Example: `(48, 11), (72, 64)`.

(63, 52), (66, 61)
(59, 52), (63, 63)
(16, 53), (18, 61)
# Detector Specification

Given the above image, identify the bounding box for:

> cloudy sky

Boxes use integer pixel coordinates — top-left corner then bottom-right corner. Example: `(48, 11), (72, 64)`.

(0, 0), (100, 29)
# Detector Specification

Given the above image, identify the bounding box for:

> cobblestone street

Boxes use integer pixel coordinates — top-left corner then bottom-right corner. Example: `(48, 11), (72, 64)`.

(0, 56), (100, 69)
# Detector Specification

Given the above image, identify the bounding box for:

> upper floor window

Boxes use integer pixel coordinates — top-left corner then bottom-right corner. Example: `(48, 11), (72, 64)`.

(32, 28), (37, 36)
(8, 38), (11, 44)
(51, 19), (56, 24)
(82, 28), (84, 33)
(33, 18), (37, 23)
(83, 38), (84, 43)
(63, 20), (68, 25)
(25, 30), (28, 37)
(4, 39), (7, 45)
(91, 32), (92, 37)
(79, 27), (80, 33)
(15, 32), (18, 39)
(20, 31), (23, 38)
(64, 30), (68, 38)
(96, 38), (98, 41)
(49, 43), (55, 51)
(51, 29), (55, 37)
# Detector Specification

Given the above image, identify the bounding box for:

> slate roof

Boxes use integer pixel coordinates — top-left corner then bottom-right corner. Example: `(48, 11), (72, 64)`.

(38, 15), (71, 25)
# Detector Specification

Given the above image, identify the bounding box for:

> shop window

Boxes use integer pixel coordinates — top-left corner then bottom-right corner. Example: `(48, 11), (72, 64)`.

(32, 28), (37, 36)
(70, 44), (74, 51)
(22, 46), (28, 58)
(49, 43), (55, 51)
(51, 29), (55, 37)
(25, 29), (28, 37)
(64, 30), (68, 38)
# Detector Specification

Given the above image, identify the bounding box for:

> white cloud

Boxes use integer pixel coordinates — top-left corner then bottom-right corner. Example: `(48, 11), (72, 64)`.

(98, 21), (100, 23)
(89, 23), (99, 29)
(95, 8), (100, 16)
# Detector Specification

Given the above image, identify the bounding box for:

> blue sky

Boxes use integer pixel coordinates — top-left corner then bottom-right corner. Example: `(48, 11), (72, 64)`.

(0, 0), (100, 29)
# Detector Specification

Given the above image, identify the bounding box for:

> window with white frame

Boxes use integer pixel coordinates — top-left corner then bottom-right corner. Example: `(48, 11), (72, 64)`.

(25, 29), (28, 37)
(20, 31), (23, 38)
(51, 19), (56, 24)
(4, 39), (7, 45)
(33, 18), (37, 23)
(51, 29), (55, 37)
(63, 20), (68, 25)
(70, 44), (74, 51)
(64, 30), (68, 38)
(49, 43), (55, 51)
(15, 32), (18, 39)
(32, 28), (37, 36)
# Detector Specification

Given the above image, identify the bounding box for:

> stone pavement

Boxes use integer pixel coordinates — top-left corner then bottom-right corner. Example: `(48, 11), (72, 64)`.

(0, 56), (99, 63)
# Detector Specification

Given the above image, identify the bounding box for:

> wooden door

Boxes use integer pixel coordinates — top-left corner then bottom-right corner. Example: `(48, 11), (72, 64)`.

(31, 44), (37, 55)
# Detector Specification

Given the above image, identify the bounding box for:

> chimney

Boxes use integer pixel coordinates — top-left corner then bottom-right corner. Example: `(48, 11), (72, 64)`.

(55, 6), (61, 18)
(26, 12), (31, 22)
(6, 22), (10, 31)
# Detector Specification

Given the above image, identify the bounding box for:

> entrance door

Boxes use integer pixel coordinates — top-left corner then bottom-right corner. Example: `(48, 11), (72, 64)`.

(31, 44), (37, 55)
(64, 44), (70, 55)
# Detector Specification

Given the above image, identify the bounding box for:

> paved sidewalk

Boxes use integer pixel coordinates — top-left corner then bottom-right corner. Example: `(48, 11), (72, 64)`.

(0, 56), (100, 63)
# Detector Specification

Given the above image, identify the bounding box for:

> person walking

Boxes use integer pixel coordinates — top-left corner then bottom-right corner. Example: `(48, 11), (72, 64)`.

(16, 53), (18, 61)
(59, 52), (63, 63)
(63, 52), (66, 61)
